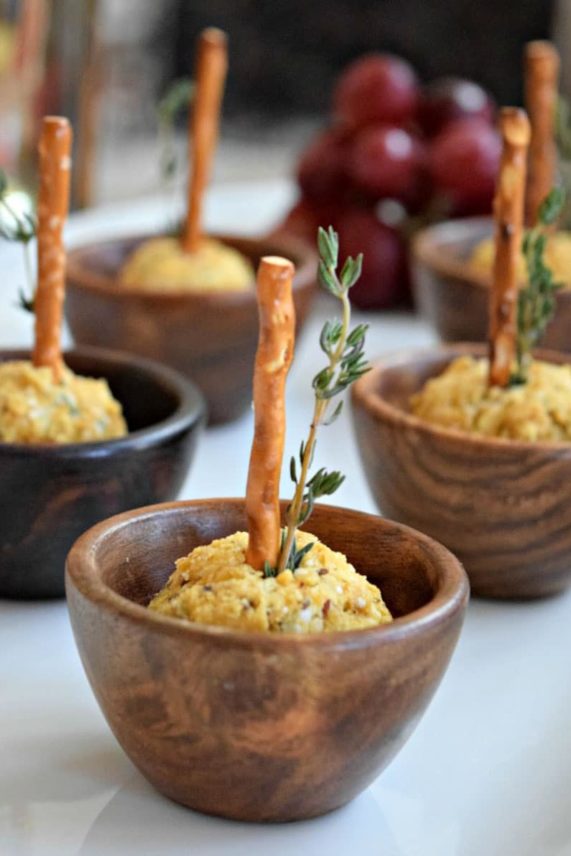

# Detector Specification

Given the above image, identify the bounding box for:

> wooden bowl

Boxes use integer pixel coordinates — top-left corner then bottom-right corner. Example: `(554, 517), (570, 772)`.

(412, 217), (571, 352)
(0, 348), (205, 600)
(65, 233), (317, 424)
(66, 499), (468, 822)
(351, 342), (571, 599)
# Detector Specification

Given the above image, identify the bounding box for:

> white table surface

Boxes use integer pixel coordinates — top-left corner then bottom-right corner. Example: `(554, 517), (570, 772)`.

(1, 180), (571, 856)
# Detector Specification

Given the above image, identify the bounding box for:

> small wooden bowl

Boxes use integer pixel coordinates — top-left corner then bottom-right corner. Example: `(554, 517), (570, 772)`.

(412, 217), (571, 352)
(352, 342), (571, 599)
(0, 348), (205, 599)
(66, 499), (468, 822)
(65, 233), (317, 424)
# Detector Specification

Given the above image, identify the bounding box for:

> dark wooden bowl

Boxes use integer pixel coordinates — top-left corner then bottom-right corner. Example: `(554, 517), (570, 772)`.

(352, 342), (571, 599)
(412, 217), (571, 352)
(66, 499), (468, 822)
(65, 233), (317, 424)
(0, 348), (205, 600)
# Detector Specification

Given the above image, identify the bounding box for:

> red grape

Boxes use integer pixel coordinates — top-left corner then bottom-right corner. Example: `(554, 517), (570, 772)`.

(297, 129), (351, 202)
(428, 118), (501, 216)
(333, 54), (419, 129)
(336, 207), (407, 309)
(418, 77), (495, 138)
(347, 124), (426, 205)
(276, 198), (342, 244)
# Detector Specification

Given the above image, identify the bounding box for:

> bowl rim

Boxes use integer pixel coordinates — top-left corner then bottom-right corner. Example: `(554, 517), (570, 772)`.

(0, 345), (205, 457)
(65, 230), (317, 302)
(412, 215), (495, 289)
(65, 497), (469, 651)
(352, 341), (571, 454)
(412, 215), (571, 301)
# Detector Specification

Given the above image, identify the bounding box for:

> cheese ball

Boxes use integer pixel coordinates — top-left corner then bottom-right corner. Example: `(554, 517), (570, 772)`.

(0, 360), (127, 444)
(149, 529), (392, 633)
(119, 236), (254, 293)
(410, 355), (571, 442)
(470, 231), (571, 286)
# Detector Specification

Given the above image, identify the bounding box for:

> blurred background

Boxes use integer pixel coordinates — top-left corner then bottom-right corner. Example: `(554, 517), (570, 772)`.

(1, 0), (570, 309)
(0, 0), (563, 207)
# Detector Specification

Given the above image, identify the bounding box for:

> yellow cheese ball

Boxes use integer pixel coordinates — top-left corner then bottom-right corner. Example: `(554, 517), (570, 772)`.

(119, 237), (254, 293)
(411, 355), (571, 442)
(0, 361), (127, 444)
(149, 529), (393, 633)
(470, 231), (571, 286)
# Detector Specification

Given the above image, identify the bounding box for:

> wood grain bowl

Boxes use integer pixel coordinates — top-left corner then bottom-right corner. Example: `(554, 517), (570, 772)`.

(66, 499), (468, 822)
(412, 217), (571, 352)
(351, 342), (571, 599)
(65, 233), (317, 424)
(0, 348), (205, 599)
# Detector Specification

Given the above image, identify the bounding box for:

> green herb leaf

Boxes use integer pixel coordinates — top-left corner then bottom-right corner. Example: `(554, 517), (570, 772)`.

(317, 226), (338, 269)
(318, 260), (340, 296)
(513, 188), (566, 384)
(289, 455), (297, 483)
(322, 399), (343, 426)
(340, 253), (363, 289)
(17, 288), (35, 314)
(292, 541), (315, 568)
(538, 187), (565, 226)
(262, 560), (277, 578)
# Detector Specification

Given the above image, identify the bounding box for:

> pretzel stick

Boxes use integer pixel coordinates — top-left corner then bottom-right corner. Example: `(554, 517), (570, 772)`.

(246, 257), (296, 570)
(181, 28), (228, 253)
(32, 116), (73, 381)
(14, 0), (49, 174)
(524, 40), (560, 226)
(489, 108), (530, 387)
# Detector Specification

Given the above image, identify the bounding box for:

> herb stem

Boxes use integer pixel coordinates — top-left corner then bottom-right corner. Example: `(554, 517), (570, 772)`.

(278, 400), (325, 574)
(334, 290), (351, 363)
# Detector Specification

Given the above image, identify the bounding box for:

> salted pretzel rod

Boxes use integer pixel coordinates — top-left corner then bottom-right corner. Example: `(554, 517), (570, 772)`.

(182, 28), (228, 253)
(489, 108), (530, 387)
(32, 116), (73, 382)
(246, 257), (296, 570)
(524, 40), (560, 226)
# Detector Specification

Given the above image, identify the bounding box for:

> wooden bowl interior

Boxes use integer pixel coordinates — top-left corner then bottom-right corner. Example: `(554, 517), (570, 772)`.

(372, 352), (459, 411)
(87, 503), (450, 621)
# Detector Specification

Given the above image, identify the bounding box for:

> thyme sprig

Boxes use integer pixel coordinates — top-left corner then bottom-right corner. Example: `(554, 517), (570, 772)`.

(556, 95), (571, 161)
(157, 77), (194, 183)
(512, 187), (566, 384)
(0, 170), (37, 312)
(269, 226), (370, 576)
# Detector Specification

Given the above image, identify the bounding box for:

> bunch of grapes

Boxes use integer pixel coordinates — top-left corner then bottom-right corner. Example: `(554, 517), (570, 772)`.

(281, 54), (500, 309)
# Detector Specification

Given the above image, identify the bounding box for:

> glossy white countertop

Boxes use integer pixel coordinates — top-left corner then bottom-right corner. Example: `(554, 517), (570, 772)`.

(1, 181), (571, 856)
